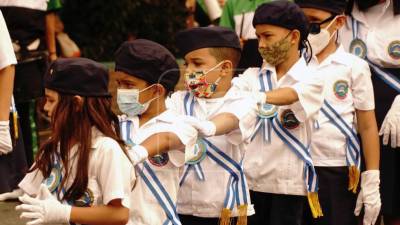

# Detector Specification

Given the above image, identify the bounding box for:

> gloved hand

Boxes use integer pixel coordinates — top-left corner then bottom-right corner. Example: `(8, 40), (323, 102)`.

(0, 188), (23, 201)
(129, 145), (149, 166)
(354, 170), (381, 225)
(182, 116), (216, 137)
(379, 95), (400, 148)
(16, 184), (71, 225)
(0, 120), (12, 155)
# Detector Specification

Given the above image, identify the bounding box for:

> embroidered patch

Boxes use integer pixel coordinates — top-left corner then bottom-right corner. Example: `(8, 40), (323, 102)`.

(281, 109), (300, 130)
(257, 103), (278, 119)
(349, 39), (367, 59)
(148, 152), (169, 167)
(388, 40), (400, 60)
(186, 139), (207, 165)
(45, 166), (62, 193)
(333, 80), (349, 100)
(70, 189), (95, 207)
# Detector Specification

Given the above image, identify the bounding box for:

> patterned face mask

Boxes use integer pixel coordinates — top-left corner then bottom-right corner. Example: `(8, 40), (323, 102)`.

(258, 32), (292, 66)
(184, 61), (224, 98)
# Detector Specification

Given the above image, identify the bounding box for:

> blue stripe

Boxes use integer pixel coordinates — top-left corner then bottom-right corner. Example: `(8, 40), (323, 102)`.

(138, 168), (175, 222)
(273, 118), (309, 153)
(179, 166), (191, 187)
(206, 151), (239, 180)
(266, 71), (273, 90)
(271, 119), (312, 168)
(203, 139), (242, 172)
(367, 61), (400, 93)
(323, 101), (358, 137)
(184, 93), (190, 115)
(320, 107), (358, 163)
(143, 162), (178, 214)
(259, 70), (266, 92)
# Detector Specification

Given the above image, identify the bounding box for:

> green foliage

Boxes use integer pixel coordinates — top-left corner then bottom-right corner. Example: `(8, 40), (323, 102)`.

(61, 0), (187, 61)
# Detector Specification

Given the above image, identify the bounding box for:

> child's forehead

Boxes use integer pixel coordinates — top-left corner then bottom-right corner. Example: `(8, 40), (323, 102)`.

(115, 71), (146, 84)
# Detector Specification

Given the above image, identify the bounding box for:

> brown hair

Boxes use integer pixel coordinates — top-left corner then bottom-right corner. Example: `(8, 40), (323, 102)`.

(208, 47), (241, 69)
(31, 94), (128, 202)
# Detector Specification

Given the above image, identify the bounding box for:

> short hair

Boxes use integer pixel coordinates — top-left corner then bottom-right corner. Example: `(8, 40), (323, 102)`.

(208, 47), (242, 69)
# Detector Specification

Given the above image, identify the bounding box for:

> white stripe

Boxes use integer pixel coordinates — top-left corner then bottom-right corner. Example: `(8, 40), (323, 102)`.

(272, 119), (313, 164)
(322, 104), (360, 150)
(370, 63), (400, 91)
(142, 166), (178, 223)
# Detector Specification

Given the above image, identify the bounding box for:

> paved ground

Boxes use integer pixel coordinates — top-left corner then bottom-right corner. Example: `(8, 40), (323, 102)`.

(0, 201), (23, 225)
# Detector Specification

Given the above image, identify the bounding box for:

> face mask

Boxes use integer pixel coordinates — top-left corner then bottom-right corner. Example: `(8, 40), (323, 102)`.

(184, 61), (224, 98)
(117, 85), (158, 117)
(308, 17), (337, 55)
(258, 32), (292, 66)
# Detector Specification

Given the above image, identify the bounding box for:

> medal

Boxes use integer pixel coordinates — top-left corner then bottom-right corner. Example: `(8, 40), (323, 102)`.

(45, 164), (62, 193)
(388, 40), (400, 60)
(281, 109), (300, 130)
(257, 103), (278, 119)
(349, 38), (367, 59)
(148, 152), (169, 167)
(186, 139), (207, 165)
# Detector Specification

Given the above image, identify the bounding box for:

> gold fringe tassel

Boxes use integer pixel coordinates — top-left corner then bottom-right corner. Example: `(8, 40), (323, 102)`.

(307, 192), (323, 218)
(13, 112), (18, 139)
(236, 204), (248, 225)
(219, 208), (232, 225)
(348, 166), (360, 194)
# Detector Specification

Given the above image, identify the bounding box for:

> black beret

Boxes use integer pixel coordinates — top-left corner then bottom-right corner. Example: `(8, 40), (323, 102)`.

(45, 58), (111, 97)
(253, 1), (310, 44)
(175, 26), (241, 57)
(295, 0), (347, 14)
(114, 39), (180, 93)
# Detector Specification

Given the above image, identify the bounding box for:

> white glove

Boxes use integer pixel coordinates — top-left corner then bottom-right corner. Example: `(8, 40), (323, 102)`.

(354, 170), (381, 225)
(16, 184), (71, 225)
(129, 145), (149, 166)
(0, 120), (12, 155)
(253, 91), (267, 105)
(182, 116), (216, 137)
(379, 95), (400, 148)
(0, 188), (24, 201)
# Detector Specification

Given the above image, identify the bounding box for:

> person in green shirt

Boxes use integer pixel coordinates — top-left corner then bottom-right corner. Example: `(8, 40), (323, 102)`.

(219, 0), (271, 70)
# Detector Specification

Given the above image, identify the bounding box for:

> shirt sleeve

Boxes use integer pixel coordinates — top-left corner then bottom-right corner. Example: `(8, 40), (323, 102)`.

(94, 137), (134, 209)
(221, 91), (258, 145)
(351, 58), (375, 110)
(0, 11), (17, 70)
(289, 70), (324, 122)
(18, 168), (45, 196)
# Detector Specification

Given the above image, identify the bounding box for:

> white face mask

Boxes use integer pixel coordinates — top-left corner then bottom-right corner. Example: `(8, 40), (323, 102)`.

(117, 85), (158, 117)
(308, 17), (337, 55)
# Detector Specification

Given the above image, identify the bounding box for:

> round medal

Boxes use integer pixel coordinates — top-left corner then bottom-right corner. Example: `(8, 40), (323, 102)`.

(148, 152), (169, 167)
(281, 109), (300, 130)
(69, 189), (94, 207)
(186, 139), (207, 165)
(45, 166), (62, 193)
(257, 103), (278, 119)
(349, 39), (367, 59)
(388, 40), (400, 60)
(333, 80), (349, 100)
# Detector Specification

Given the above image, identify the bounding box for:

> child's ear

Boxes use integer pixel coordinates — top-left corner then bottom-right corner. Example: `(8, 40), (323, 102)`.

(152, 84), (166, 97)
(290, 30), (301, 45)
(220, 60), (233, 77)
(335, 15), (347, 30)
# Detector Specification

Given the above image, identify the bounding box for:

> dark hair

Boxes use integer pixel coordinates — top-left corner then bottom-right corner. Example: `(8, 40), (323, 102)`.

(31, 94), (129, 203)
(208, 47), (242, 68)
